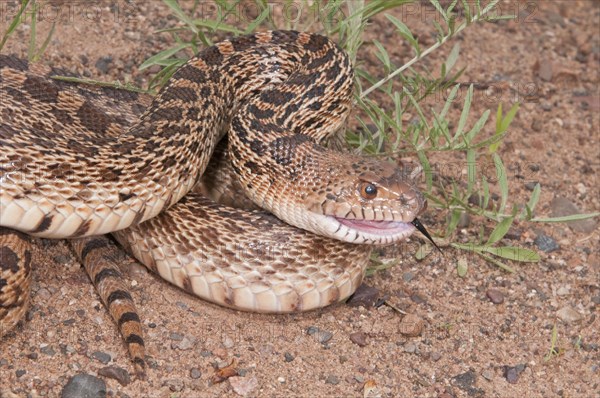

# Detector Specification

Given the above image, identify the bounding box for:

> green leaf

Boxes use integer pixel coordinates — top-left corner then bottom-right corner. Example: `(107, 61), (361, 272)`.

(445, 43), (460, 74)
(486, 216), (513, 245)
(520, 183), (541, 220)
(493, 153), (508, 213)
(139, 43), (191, 70)
(243, 5), (270, 35)
(532, 212), (600, 223)
(466, 148), (476, 194)
(162, 0), (199, 34)
(453, 84), (473, 141)
(385, 14), (420, 55)
(482, 246), (540, 262)
(457, 258), (468, 277)
(415, 244), (433, 260)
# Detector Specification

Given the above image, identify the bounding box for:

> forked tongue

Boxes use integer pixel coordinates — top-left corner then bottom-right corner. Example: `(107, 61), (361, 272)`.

(411, 218), (442, 253)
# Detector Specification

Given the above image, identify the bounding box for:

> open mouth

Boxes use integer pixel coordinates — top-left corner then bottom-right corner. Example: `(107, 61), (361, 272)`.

(334, 217), (442, 251)
(335, 217), (416, 236)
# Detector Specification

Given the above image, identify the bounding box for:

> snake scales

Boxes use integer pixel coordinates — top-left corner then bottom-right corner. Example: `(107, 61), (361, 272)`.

(1, 31), (428, 375)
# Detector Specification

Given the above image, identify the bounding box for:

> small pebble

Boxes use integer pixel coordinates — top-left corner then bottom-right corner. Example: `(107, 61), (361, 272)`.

(534, 234), (560, 253)
(404, 342), (417, 353)
(482, 370), (494, 381)
(16, 369), (26, 378)
(95, 56), (113, 74)
(591, 296), (600, 305)
(398, 314), (425, 337)
(556, 286), (570, 296)
(277, 376), (285, 383)
(524, 181), (539, 191)
(346, 284), (379, 307)
(98, 366), (130, 386)
(349, 332), (368, 347)
(63, 318), (76, 326)
(91, 351), (111, 365)
(402, 272), (414, 282)
(557, 306), (582, 323)
(229, 376), (258, 396)
(430, 351), (442, 362)
(284, 352), (295, 362)
(169, 332), (184, 341)
(40, 345), (56, 357)
(325, 375), (340, 385)
(53, 254), (72, 264)
(163, 379), (184, 392)
(410, 294), (427, 305)
(223, 336), (235, 349)
(189, 368), (202, 379)
(61, 374), (106, 398)
(173, 336), (195, 351)
(504, 364), (526, 384)
(306, 326), (333, 344)
(452, 370), (482, 395)
(200, 350), (212, 357)
(549, 197), (598, 233)
(486, 289), (505, 304)
(26, 352), (38, 360)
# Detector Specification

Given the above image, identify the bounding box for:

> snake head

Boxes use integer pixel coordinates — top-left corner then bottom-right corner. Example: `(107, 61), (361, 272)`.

(299, 155), (427, 245)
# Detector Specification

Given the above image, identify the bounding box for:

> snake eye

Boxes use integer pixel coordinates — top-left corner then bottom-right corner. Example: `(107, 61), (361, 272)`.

(359, 182), (378, 199)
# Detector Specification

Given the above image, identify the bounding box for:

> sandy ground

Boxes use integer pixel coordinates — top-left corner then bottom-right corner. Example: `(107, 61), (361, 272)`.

(1, 1), (599, 397)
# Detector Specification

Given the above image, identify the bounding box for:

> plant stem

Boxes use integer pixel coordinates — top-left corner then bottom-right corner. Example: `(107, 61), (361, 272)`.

(360, 0), (500, 100)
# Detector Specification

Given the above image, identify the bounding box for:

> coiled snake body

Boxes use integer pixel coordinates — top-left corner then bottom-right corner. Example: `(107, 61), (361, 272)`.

(1, 31), (426, 375)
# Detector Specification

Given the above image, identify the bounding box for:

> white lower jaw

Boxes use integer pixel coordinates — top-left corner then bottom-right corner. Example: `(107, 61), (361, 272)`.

(309, 214), (417, 245)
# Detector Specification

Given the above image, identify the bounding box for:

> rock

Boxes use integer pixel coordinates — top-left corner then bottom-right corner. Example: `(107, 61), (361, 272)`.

(430, 351), (442, 362)
(174, 336), (196, 351)
(404, 342), (417, 353)
(398, 314), (425, 337)
(556, 286), (570, 296)
(61, 374), (106, 398)
(325, 375), (340, 385)
(98, 366), (130, 386)
(349, 332), (368, 347)
(223, 336), (235, 349)
(533, 58), (553, 81)
(53, 254), (72, 264)
(346, 283), (380, 307)
(90, 351), (111, 365)
(306, 326), (333, 344)
(169, 332), (184, 341)
(15, 369), (26, 378)
(534, 234), (560, 253)
(591, 296), (600, 305)
(503, 364), (526, 384)
(229, 376), (258, 396)
(504, 227), (523, 240)
(525, 181), (539, 191)
(94, 56), (113, 74)
(457, 212), (471, 228)
(452, 370), (483, 396)
(481, 370), (494, 381)
(410, 293), (427, 304)
(284, 352), (295, 362)
(163, 379), (184, 392)
(40, 345), (56, 356)
(190, 367), (202, 379)
(402, 272), (414, 282)
(549, 197), (598, 233)
(486, 289), (505, 304)
(557, 306), (582, 323)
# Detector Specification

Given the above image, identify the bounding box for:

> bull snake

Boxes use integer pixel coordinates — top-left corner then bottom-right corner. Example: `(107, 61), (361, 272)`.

(0, 31), (429, 376)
